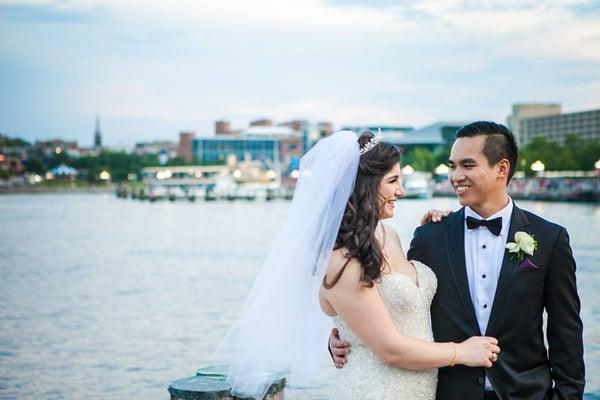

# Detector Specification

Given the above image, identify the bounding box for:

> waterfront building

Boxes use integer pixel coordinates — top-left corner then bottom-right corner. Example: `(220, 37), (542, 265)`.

(194, 137), (278, 164)
(0, 154), (25, 175)
(191, 119), (331, 172)
(506, 103), (562, 145)
(273, 120), (332, 151)
(343, 122), (465, 150)
(34, 139), (80, 158)
(48, 163), (78, 180)
(317, 122), (334, 138)
(343, 125), (413, 135)
(519, 107), (600, 145)
(0, 136), (28, 175)
(192, 135), (302, 167)
(138, 161), (283, 202)
(178, 132), (195, 162)
(407, 121), (466, 148)
(141, 165), (226, 184)
(192, 120), (304, 168)
(215, 120), (233, 135)
(78, 147), (100, 157)
(250, 118), (273, 127)
(133, 140), (178, 160)
(278, 120), (303, 132)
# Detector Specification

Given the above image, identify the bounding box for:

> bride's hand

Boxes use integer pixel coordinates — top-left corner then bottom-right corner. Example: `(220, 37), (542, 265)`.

(420, 209), (451, 225)
(456, 336), (500, 368)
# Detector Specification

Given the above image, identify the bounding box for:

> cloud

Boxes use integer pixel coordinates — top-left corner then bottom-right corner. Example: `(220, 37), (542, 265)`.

(0, 0), (599, 145)
(0, 1), (109, 24)
(567, 0), (600, 18)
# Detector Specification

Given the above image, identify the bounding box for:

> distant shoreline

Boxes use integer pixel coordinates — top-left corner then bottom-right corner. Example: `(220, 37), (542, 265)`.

(0, 185), (115, 195)
(1, 185), (598, 203)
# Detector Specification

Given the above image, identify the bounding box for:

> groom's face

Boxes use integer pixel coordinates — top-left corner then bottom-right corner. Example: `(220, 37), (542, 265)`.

(448, 135), (502, 208)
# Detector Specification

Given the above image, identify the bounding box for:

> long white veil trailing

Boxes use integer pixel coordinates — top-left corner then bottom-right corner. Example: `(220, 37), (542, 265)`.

(211, 130), (360, 399)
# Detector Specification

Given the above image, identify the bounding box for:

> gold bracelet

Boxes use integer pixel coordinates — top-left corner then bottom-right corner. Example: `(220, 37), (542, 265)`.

(450, 342), (457, 367)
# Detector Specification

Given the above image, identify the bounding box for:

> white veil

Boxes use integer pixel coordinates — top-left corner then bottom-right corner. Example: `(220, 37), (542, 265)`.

(211, 130), (360, 399)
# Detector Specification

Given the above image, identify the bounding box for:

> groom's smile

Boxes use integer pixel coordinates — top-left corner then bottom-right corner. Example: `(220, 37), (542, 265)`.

(454, 184), (472, 195)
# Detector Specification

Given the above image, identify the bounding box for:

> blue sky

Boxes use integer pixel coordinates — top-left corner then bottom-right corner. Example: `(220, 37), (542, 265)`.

(1, 0), (599, 147)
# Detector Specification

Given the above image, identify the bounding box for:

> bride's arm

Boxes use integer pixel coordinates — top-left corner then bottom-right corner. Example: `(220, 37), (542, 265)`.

(322, 258), (498, 370)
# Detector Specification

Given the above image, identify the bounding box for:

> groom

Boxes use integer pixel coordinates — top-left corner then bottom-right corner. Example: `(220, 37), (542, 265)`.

(330, 121), (585, 399)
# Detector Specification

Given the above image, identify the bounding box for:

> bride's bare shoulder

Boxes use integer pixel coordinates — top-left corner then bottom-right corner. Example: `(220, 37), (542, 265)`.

(324, 248), (362, 288)
(382, 224), (404, 250)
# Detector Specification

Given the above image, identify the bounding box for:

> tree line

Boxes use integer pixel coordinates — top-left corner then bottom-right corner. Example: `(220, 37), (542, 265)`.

(2, 133), (599, 183)
(402, 134), (600, 176)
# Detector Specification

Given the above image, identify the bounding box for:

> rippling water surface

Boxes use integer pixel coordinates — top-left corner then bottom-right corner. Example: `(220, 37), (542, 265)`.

(1, 193), (599, 399)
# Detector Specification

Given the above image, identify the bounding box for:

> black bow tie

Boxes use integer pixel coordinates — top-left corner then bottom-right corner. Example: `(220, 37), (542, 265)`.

(466, 216), (502, 236)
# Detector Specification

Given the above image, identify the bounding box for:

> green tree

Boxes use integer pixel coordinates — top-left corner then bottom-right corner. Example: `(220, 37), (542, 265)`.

(24, 157), (44, 174)
(516, 135), (600, 173)
(403, 147), (436, 172)
(433, 145), (451, 168)
(580, 140), (600, 170)
(46, 151), (71, 169)
(165, 156), (191, 166)
(0, 134), (31, 147)
(563, 134), (600, 170)
(518, 137), (562, 175)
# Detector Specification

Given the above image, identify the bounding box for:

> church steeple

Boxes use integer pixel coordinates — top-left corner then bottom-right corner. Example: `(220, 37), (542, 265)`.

(94, 114), (102, 149)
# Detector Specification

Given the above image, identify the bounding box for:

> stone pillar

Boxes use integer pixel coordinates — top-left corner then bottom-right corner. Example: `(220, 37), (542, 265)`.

(168, 366), (285, 400)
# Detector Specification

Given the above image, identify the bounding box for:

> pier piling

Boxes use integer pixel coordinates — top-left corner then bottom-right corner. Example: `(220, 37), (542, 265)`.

(168, 366), (285, 400)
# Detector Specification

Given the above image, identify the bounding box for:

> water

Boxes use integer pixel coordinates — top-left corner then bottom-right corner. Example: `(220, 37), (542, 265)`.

(0, 193), (598, 399)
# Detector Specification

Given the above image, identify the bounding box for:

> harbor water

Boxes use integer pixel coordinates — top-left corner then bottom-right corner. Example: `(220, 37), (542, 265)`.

(1, 193), (599, 399)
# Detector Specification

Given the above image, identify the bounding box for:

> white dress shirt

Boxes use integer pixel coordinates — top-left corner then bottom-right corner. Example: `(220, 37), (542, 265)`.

(464, 198), (513, 390)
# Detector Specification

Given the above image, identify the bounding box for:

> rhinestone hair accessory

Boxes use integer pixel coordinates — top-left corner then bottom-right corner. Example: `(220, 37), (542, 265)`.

(359, 128), (384, 156)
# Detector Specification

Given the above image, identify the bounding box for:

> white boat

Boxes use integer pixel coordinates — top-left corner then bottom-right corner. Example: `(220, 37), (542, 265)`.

(403, 174), (433, 199)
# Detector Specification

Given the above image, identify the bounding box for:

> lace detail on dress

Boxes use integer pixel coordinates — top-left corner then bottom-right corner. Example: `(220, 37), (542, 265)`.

(329, 260), (438, 400)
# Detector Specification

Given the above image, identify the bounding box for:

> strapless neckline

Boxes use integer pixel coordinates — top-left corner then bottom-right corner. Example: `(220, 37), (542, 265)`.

(381, 261), (421, 289)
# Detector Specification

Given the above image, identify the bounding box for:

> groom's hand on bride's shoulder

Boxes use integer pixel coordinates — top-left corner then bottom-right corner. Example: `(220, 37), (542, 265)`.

(329, 328), (351, 368)
(420, 209), (452, 225)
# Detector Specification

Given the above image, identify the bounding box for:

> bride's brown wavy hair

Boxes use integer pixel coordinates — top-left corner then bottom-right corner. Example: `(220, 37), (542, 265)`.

(323, 131), (401, 289)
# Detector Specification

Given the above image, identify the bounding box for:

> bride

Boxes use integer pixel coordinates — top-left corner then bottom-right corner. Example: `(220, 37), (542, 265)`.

(212, 130), (499, 400)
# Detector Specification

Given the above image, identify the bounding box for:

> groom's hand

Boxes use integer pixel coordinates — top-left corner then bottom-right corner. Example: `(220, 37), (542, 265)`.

(420, 209), (451, 225)
(329, 328), (351, 368)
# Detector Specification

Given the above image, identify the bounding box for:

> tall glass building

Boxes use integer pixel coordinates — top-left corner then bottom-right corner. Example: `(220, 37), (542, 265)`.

(193, 137), (279, 164)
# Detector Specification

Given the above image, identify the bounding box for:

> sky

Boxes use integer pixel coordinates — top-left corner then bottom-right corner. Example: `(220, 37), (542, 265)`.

(1, 0), (600, 148)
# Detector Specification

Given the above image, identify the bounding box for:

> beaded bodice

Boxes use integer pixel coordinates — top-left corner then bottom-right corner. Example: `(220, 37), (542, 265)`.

(330, 260), (438, 400)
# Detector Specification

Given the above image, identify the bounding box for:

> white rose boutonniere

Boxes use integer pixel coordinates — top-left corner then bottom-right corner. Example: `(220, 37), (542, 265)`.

(506, 231), (537, 259)
(506, 231), (539, 271)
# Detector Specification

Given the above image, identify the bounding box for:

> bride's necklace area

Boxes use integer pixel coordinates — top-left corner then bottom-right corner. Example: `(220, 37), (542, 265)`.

(382, 248), (392, 267)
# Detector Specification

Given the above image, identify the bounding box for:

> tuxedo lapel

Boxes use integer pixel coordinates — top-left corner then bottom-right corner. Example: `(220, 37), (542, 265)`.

(444, 208), (481, 335)
(485, 205), (530, 335)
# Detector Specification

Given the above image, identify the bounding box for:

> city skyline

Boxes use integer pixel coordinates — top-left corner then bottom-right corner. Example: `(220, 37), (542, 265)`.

(1, 0), (600, 147)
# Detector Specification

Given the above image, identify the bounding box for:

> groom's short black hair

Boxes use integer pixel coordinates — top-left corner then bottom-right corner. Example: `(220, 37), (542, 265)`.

(455, 121), (518, 183)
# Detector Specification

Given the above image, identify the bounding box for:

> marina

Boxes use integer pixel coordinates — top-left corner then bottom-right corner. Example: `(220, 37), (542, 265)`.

(115, 165), (600, 203)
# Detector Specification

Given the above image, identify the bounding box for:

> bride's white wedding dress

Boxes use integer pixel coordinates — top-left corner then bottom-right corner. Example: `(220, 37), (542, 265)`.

(330, 260), (438, 400)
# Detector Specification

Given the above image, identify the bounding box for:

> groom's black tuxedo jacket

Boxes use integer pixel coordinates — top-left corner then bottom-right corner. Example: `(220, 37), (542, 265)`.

(407, 205), (585, 400)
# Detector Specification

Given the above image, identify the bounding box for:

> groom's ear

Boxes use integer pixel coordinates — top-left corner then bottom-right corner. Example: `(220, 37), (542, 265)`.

(497, 158), (510, 181)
